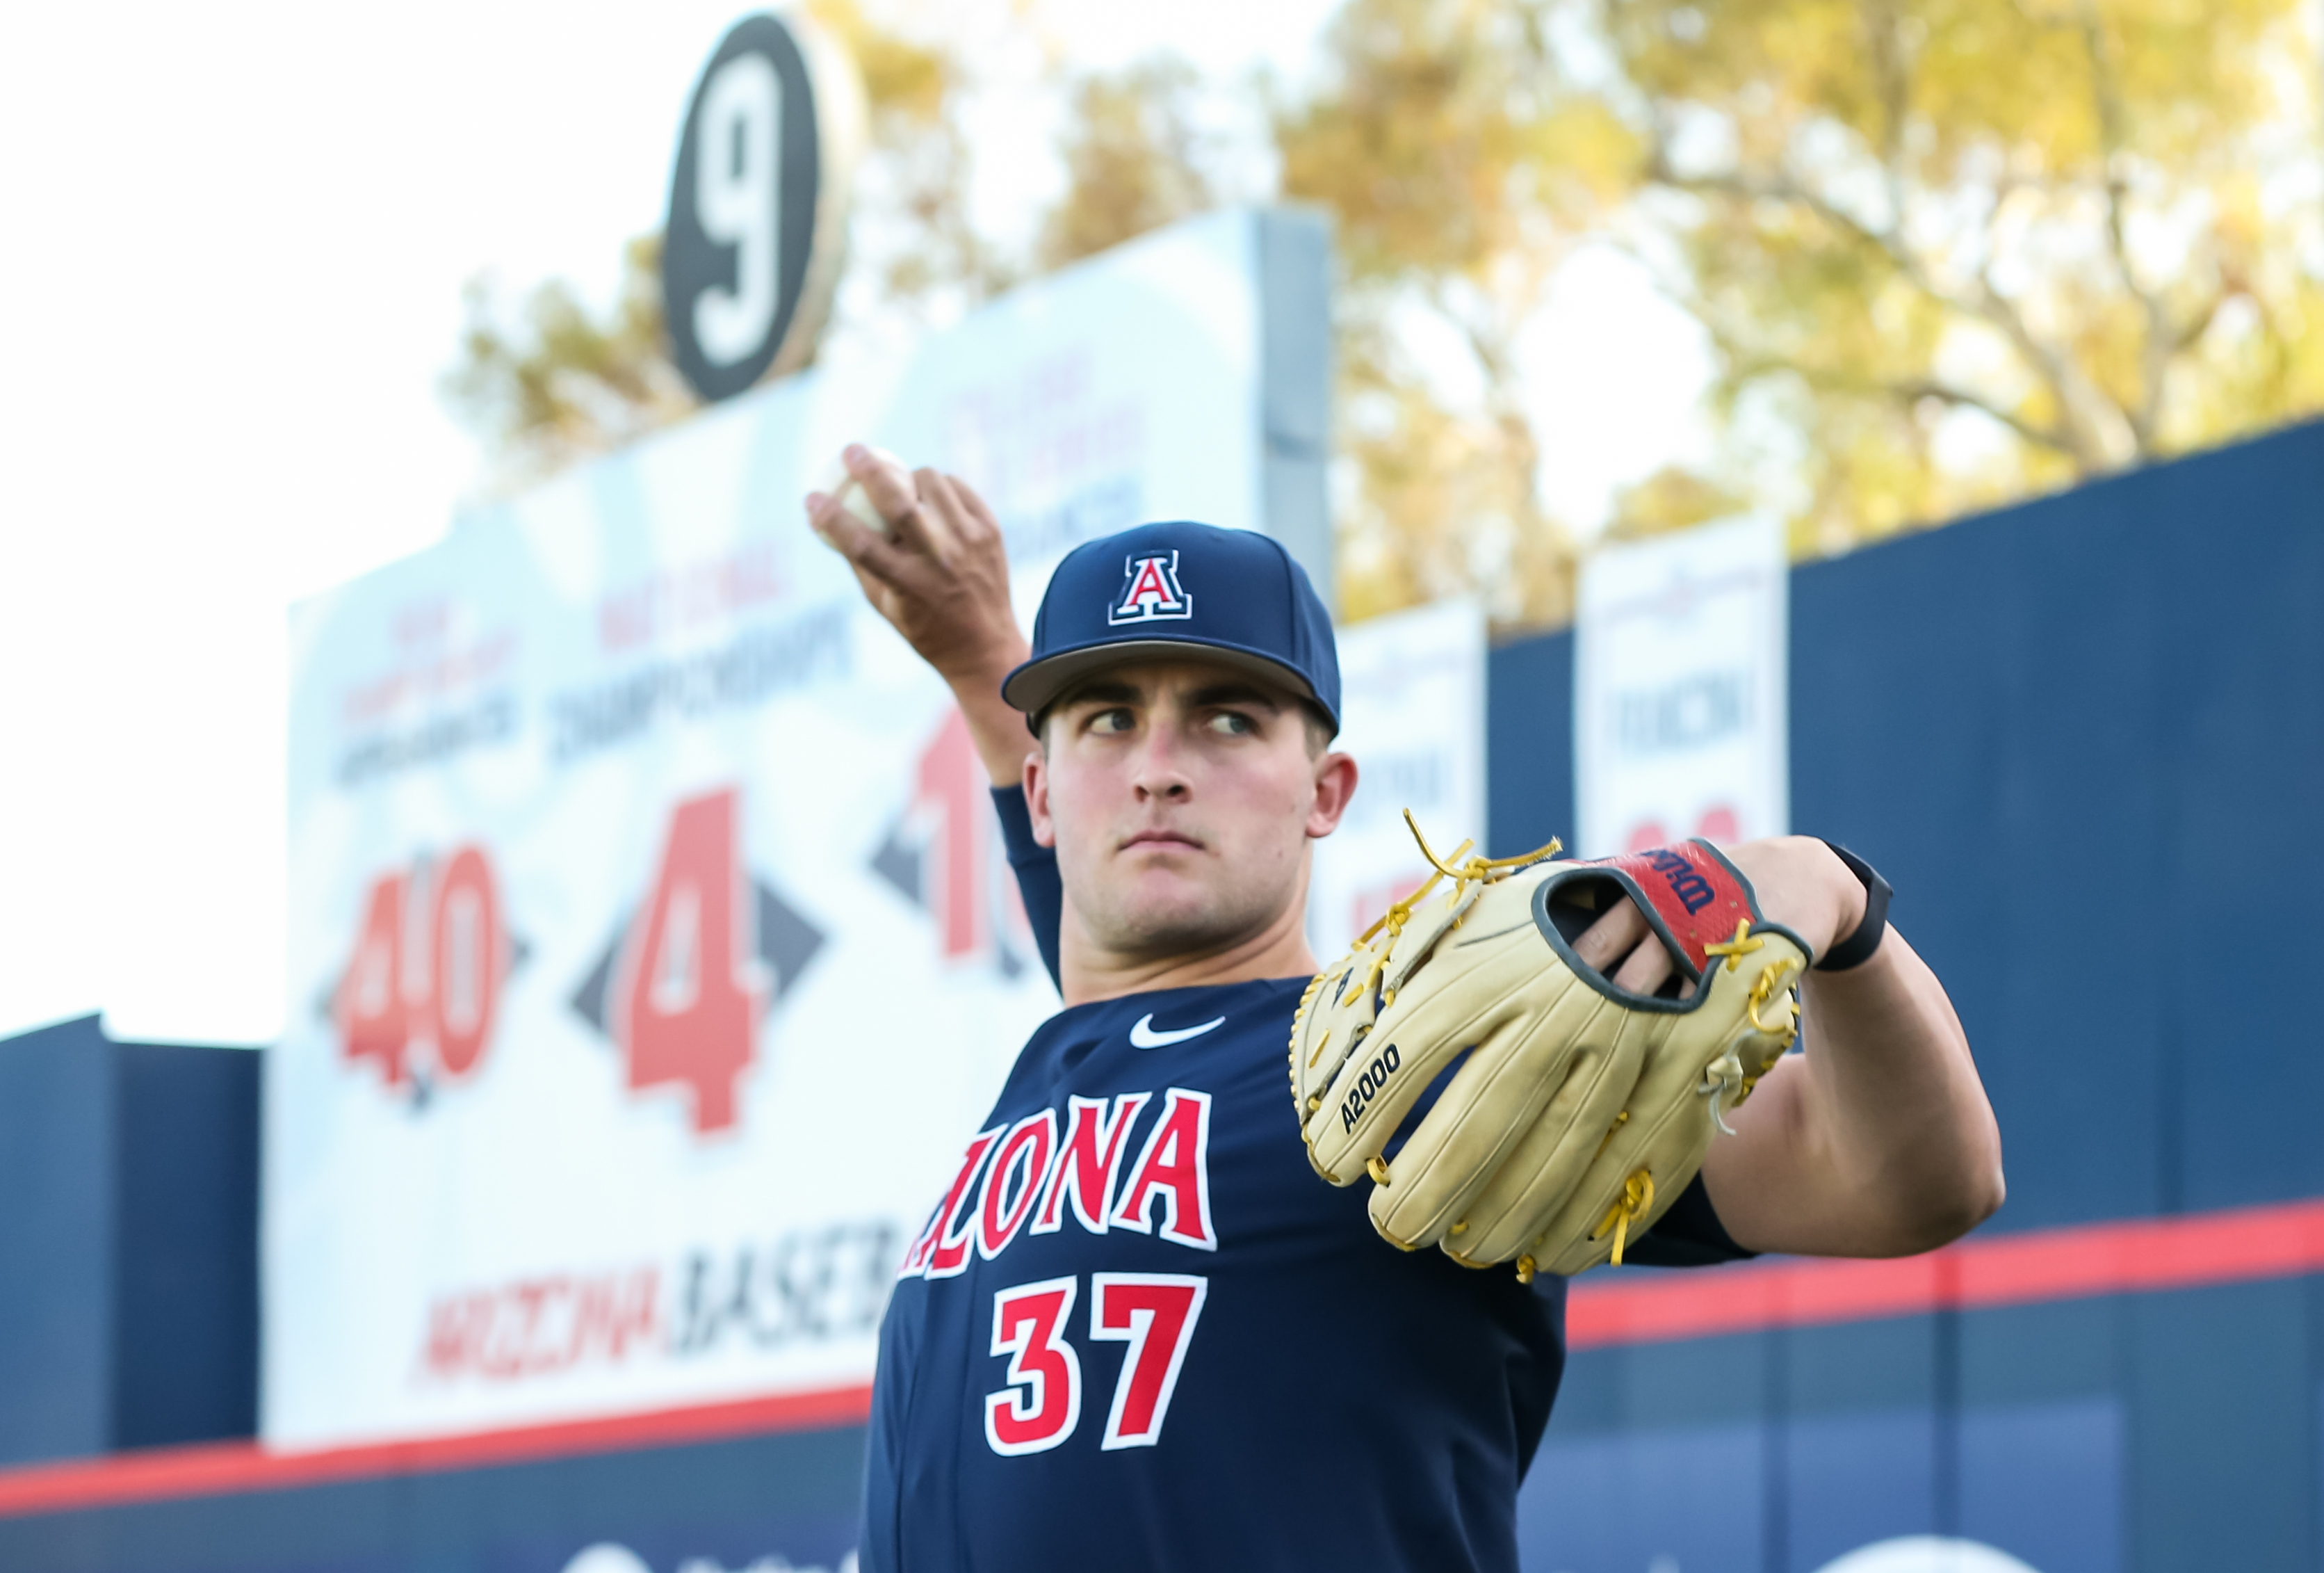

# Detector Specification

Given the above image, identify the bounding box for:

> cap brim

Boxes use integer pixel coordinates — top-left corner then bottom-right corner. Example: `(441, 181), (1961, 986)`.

(1002, 638), (1335, 730)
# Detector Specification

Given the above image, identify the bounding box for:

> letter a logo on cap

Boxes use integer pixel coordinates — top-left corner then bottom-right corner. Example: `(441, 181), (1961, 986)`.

(1108, 551), (1194, 625)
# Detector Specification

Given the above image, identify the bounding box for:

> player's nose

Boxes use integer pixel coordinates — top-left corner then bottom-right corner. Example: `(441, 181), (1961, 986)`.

(1127, 725), (1194, 801)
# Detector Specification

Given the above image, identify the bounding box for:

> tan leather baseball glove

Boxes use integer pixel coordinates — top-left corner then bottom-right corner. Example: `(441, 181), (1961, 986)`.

(1290, 820), (1807, 1280)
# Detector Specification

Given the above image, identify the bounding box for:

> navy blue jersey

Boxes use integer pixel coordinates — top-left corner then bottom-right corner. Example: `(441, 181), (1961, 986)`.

(858, 790), (1752, 1572)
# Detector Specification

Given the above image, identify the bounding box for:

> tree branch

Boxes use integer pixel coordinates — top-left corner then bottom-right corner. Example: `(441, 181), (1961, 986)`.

(2172, 287), (2231, 353)
(1861, 0), (1912, 229)
(1648, 143), (2110, 471)
(1884, 378), (2079, 454)
(2077, 0), (2171, 453)
(1718, 337), (2080, 458)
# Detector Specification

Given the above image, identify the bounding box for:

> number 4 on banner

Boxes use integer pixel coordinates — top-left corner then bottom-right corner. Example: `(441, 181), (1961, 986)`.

(341, 873), (412, 1086)
(617, 786), (767, 1134)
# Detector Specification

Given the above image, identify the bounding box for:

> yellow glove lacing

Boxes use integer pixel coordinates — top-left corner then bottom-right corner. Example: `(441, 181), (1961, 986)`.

(1347, 812), (1562, 1010)
(1697, 920), (1803, 1134)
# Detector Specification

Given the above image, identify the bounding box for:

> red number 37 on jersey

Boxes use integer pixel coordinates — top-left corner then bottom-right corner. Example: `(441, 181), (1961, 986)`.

(986, 1273), (1208, 1456)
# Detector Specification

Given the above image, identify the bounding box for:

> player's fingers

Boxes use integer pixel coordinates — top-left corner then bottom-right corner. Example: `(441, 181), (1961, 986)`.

(845, 446), (945, 557)
(903, 465), (968, 558)
(849, 560), (906, 627)
(942, 471), (1005, 547)
(1572, 900), (1647, 974)
(807, 489), (916, 586)
(1609, 935), (1678, 999)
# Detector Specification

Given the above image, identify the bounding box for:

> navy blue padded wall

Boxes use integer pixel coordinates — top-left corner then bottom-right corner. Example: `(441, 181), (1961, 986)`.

(1489, 419), (2324, 1236)
(1527, 1275), (2324, 1573)
(1484, 625), (1573, 862)
(0, 1015), (115, 1465)
(113, 1040), (260, 1449)
(2135, 433), (2324, 1214)
(0, 1423), (868, 1573)
(1789, 421), (2324, 1228)
(0, 1017), (260, 1465)
(1785, 483), (2175, 1229)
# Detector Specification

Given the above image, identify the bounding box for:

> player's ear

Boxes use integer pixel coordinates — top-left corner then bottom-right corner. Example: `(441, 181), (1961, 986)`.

(1025, 748), (1057, 849)
(1305, 749), (1358, 840)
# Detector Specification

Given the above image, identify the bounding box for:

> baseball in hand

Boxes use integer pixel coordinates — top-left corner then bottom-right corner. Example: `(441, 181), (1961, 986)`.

(819, 445), (911, 541)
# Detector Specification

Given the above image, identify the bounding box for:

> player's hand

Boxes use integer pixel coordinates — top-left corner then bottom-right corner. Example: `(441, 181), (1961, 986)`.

(1571, 837), (1866, 994)
(805, 446), (1030, 686)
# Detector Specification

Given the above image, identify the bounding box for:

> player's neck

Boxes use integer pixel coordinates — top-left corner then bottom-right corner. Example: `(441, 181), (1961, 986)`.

(1057, 896), (1318, 1006)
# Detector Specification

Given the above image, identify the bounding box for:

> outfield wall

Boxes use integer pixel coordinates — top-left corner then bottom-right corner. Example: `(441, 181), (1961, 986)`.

(1, 419), (2320, 1572)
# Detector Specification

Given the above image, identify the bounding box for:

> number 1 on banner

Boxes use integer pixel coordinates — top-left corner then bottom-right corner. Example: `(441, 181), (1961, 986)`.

(915, 709), (986, 958)
(619, 786), (765, 1134)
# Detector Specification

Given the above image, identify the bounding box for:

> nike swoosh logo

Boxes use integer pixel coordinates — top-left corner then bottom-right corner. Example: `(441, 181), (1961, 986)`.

(1128, 1013), (1226, 1049)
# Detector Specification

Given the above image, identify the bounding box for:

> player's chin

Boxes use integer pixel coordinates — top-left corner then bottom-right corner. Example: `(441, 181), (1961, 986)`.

(1101, 887), (1246, 953)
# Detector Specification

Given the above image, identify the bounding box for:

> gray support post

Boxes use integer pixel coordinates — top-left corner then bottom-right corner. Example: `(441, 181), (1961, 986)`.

(1256, 207), (1336, 613)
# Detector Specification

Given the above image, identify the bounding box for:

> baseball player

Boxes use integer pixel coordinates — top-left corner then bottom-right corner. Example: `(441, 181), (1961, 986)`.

(806, 448), (2002, 1572)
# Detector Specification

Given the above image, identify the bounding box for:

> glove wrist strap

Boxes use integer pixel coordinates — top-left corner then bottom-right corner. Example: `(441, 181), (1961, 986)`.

(1814, 842), (1892, 972)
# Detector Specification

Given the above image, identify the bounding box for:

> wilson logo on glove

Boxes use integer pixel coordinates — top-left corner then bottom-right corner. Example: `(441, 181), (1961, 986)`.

(1635, 846), (1717, 914)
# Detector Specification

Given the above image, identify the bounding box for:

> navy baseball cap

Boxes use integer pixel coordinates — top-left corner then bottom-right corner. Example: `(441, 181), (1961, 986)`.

(1002, 522), (1341, 736)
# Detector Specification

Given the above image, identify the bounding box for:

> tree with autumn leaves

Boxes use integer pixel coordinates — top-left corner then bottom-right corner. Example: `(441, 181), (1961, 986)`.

(449, 0), (2324, 629)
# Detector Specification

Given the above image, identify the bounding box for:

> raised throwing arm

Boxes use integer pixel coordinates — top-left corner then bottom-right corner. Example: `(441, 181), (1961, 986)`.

(806, 446), (1034, 787)
(805, 449), (1066, 987)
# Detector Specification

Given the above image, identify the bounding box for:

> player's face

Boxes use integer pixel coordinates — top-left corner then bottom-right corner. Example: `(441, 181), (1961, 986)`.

(1027, 661), (1354, 963)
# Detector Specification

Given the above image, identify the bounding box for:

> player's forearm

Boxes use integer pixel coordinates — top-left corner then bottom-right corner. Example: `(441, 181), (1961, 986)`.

(1700, 838), (2003, 1257)
(1804, 933), (2002, 1238)
(945, 648), (1037, 786)
(1716, 931), (2004, 1256)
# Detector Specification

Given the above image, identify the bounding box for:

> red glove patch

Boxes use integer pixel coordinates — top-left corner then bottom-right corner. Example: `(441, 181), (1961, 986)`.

(1586, 841), (1759, 976)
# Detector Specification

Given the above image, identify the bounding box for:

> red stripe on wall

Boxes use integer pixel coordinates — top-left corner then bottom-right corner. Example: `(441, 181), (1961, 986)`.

(1567, 1195), (2324, 1348)
(6, 1196), (2324, 1522)
(0, 1383), (871, 1519)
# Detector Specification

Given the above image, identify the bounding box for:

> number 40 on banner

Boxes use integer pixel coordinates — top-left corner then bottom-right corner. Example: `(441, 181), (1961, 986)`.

(338, 846), (508, 1089)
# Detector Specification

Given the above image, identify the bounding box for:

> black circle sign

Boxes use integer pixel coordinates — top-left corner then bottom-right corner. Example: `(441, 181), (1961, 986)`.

(664, 13), (850, 403)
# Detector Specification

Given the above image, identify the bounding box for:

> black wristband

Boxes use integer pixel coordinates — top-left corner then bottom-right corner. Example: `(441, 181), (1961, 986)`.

(1814, 841), (1892, 971)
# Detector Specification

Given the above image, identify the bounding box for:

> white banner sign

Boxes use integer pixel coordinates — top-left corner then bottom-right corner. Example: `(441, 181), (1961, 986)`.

(1575, 516), (1788, 858)
(1308, 599), (1486, 960)
(270, 213), (1283, 1449)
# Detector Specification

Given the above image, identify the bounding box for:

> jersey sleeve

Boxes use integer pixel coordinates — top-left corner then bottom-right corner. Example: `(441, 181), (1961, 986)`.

(990, 784), (1064, 991)
(1618, 1173), (1757, 1268)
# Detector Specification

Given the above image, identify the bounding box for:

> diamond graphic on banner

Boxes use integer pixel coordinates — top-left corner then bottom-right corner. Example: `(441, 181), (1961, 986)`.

(868, 805), (1027, 981)
(868, 818), (922, 906)
(754, 880), (829, 1000)
(569, 938), (620, 1039)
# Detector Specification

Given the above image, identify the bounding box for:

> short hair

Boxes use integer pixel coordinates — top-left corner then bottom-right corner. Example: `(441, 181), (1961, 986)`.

(1295, 702), (1335, 758)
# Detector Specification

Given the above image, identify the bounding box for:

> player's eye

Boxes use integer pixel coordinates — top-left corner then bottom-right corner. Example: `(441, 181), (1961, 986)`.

(1206, 711), (1257, 737)
(1088, 707), (1135, 735)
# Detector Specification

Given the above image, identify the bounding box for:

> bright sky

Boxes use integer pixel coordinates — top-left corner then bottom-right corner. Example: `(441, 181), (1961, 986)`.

(0, 1), (1712, 1046)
